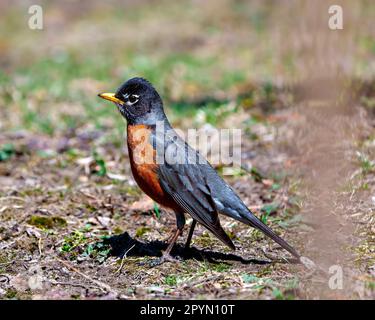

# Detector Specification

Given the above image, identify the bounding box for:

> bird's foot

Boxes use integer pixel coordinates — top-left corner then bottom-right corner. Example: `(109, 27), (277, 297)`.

(146, 254), (181, 267)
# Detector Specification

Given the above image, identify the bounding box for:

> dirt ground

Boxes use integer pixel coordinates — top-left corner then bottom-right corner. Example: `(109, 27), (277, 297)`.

(0, 97), (305, 299)
(1, 81), (374, 299)
(0, 0), (374, 300)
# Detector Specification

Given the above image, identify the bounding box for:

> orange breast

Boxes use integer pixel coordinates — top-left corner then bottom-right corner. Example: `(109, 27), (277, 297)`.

(127, 124), (179, 211)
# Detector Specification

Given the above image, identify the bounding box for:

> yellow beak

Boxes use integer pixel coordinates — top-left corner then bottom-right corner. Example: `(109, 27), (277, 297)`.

(98, 93), (124, 105)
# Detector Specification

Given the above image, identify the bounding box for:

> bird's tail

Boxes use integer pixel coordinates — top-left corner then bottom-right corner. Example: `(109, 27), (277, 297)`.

(241, 210), (300, 258)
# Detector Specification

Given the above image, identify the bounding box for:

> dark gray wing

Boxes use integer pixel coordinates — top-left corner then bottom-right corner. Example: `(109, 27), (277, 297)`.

(158, 159), (235, 250)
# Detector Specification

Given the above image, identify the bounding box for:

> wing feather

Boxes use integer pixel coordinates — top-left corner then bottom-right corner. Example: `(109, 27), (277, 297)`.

(158, 163), (235, 250)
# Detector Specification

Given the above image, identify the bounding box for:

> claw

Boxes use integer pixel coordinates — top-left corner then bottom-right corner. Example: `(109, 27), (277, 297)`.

(147, 253), (181, 267)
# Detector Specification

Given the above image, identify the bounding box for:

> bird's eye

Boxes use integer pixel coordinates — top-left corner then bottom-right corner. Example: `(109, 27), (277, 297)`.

(127, 94), (139, 105)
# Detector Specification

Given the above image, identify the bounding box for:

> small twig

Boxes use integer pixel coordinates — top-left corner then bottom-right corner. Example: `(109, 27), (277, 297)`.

(184, 275), (223, 289)
(49, 280), (92, 290)
(116, 244), (135, 274)
(0, 261), (13, 267)
(56, 258), (115, 294)
(0, 206), (8, 213)
(349, 189), (355, 201)
(38, 237), (43, 257)
(0, 239), (17, 250)
(79, 190), (98, 201)
(0, 196), (26, 202)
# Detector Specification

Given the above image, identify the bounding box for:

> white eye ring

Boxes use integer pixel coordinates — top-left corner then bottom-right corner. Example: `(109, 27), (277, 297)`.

(124, 94), (139, 106)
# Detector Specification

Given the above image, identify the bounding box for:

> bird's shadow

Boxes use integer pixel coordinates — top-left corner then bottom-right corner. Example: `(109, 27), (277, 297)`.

(103, 232), (298, 265)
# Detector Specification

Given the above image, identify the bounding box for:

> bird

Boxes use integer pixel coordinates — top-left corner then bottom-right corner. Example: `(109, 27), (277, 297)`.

(98, 77), (300, 264)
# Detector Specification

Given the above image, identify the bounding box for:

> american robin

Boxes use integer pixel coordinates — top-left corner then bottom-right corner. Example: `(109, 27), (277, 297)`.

(98, 77), (300, 264)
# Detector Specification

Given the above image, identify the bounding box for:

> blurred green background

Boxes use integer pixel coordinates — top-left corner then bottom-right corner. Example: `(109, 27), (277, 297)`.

(0, 0), (374, 143)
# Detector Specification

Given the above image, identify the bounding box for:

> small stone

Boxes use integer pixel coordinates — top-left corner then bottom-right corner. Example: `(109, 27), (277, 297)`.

(97, 216), (111, 227)
(28, 274), (44, 290)
(300, 256), (317, 270)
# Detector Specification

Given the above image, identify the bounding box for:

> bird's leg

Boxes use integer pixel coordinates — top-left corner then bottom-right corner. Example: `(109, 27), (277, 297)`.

(162, 228), (182, 261)
(149, 212), (185, 267)
(184, 219), (197, 250)
(162, 211), (185, 260)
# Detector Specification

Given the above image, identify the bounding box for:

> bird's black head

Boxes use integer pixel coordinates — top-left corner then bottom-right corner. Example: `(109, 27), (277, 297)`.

(98, 77), (166, 125)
